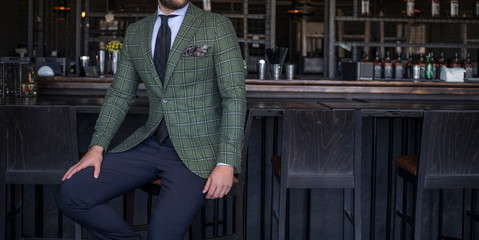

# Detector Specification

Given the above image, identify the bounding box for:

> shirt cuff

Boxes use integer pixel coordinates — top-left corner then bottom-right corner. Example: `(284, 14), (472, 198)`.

(217, 163), (233, 167)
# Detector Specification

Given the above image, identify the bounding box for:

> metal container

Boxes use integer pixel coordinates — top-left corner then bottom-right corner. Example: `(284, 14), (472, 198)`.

(257, 59), (266, 79)
(97, 50), (106, 75)
(271, 64), (282, 80)
(285, 63), (295, 80)
(412, 65), (421, 80)
(79, 56), (90, 76)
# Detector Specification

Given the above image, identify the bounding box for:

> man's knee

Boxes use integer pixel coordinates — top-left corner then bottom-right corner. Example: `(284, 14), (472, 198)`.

(56, 180), (94, 212)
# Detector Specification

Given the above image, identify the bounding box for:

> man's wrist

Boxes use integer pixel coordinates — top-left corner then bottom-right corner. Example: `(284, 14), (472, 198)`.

(90, 145), (104, 154)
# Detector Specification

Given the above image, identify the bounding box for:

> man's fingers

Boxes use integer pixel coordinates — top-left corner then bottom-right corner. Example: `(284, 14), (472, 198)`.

(65, 166), (79, 180)
(206, 184), (233, 199)
(62, 163), (80, 181)
(64, 161), (87, 180)
(202, 178), (211, 194)
(217, 188), (228, 199)
(62, 167), (74, 181)
(93, 161), (102, 179)
(206, 186), (219, 199)
(61, 145), (103, 181)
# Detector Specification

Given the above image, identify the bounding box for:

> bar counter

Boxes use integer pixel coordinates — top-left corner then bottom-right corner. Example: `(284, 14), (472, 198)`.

(2, 77), (479, 239)
(37, 76), (479, 100)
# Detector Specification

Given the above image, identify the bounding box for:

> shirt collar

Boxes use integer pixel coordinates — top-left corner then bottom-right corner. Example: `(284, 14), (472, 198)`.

(157, 2), (189, 17)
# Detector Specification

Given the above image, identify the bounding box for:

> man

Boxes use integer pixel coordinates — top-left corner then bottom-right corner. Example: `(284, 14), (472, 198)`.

(55, 0), (246, 239)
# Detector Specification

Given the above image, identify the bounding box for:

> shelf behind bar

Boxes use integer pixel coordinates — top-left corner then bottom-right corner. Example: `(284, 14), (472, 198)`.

(335, 41), (479, 49)
(88, 12), (152, 18)
(221, 13), (266, 19)
(335, 16), (479, 24)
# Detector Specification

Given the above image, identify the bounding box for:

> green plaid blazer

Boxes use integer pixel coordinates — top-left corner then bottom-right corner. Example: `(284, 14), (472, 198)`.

(89, 3), (246, 178)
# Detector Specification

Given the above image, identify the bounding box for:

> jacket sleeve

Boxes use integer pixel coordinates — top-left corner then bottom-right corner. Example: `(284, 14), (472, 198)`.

(89, 26), (140, 154)
(213, 17), (247, 171)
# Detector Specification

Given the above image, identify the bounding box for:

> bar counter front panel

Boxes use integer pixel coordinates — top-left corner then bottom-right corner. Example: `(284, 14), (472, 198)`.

(2, 79), (479, 239)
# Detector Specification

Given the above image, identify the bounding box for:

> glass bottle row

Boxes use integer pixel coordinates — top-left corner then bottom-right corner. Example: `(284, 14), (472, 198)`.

(363, 51), (473, 80)
(360, 0), (479, 18)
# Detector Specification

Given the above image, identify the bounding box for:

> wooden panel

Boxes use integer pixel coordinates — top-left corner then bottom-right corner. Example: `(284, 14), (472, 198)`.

(76, 113), (149, 153)
(4, 106), (78, 183)
(423, 111), (479, 178)
(284, 110), (355, 177)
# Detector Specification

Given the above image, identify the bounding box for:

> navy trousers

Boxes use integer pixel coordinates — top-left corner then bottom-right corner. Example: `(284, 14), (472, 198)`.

(56, 136), (207, 240)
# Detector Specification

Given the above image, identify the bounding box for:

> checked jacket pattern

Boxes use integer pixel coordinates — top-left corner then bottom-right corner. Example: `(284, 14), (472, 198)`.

(89, 3), (246, 178)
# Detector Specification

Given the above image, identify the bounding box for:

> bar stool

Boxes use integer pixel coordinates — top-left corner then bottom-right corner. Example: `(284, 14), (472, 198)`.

(128, 176), (239, 239)
(2, 105), (82, 240)
(270, 109), (362, 240)
(126, 109), (254, 239)
(392, 110), (479, 239)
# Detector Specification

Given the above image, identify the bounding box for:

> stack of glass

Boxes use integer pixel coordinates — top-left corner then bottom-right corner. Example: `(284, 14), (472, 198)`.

(0, 61), (37, 97)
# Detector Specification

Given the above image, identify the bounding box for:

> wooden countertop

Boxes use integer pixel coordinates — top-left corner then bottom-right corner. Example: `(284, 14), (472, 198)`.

(37, 76), (479, 100)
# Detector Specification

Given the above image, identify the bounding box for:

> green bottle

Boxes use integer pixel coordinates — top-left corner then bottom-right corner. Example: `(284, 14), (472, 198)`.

(425, 53), (433, 80)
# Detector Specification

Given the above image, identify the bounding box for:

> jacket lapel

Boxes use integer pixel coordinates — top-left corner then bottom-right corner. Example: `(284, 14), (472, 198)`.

(163, 4), (204, 88)
(139, 13), (162, 87)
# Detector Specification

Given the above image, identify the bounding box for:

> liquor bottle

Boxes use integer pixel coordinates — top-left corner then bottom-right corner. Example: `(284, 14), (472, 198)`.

(417, 53), (425, 79)
(464, 53), (473, 79)
(451, 52), (461, 68)
(430, 52), (437, 80)
(425, 54), (434, 80)
(363, 51), (370, 62)
(436, 52), (446, 80)
(383, 51), (393, 79)
(405, 0), (416, 17)
(405, 53), (414, 79)
(449, 0), (459, 18)
(430, 0), (440, 17)
(474, 0), (479, 18)
(394, 53), (404, 79)
(374, 51), (382, 80)
(361, 0), (370, 16)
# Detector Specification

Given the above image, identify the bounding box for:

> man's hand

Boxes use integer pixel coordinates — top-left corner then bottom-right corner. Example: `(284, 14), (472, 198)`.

(62, 145), (104, 181)
(202, 165), (234, 199)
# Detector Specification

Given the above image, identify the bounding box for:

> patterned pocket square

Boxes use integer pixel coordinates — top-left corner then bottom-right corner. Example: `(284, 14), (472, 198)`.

(181, 44), (210, 57)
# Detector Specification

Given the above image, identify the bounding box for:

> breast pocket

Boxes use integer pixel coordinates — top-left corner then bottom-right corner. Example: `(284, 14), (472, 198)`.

(179, 55), (213, 71)
(174, 55), (215, 85)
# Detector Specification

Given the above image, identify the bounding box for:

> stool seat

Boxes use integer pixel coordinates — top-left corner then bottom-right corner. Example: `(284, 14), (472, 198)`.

(271, 156), (281, 176)
(392, 155), (418, 176)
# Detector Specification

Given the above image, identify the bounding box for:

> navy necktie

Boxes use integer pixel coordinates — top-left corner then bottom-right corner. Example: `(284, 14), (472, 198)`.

(154, 14), (177, 144)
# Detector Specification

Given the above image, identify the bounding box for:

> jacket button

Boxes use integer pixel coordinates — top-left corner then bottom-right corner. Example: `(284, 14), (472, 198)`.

(162, 98), (168, 103)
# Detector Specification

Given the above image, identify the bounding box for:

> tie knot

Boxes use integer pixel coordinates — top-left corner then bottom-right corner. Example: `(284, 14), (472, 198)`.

(159, 14), (177, 23)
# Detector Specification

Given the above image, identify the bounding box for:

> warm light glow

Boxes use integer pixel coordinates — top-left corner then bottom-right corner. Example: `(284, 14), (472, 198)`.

(81, 11), (86, 18)
(53, 6), (71, 11)
(287, 9), (304, 14)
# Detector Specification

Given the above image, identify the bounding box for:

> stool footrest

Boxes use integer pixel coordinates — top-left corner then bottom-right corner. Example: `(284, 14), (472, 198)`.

(344, 210), (354, 224)
(396, 210), (413, 224)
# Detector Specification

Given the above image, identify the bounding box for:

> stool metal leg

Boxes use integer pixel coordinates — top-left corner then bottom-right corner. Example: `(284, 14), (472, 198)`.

(277, 184), (287, 240)
(413, 173), (425, 240)
(463, 189), (472, 240)
(74, 223), (82, 240)
(439, 189), (444, 239)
